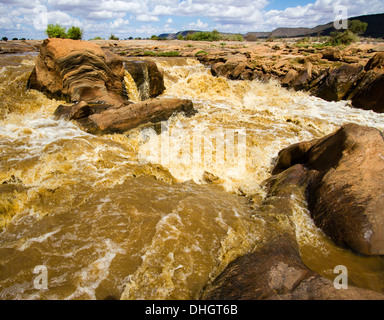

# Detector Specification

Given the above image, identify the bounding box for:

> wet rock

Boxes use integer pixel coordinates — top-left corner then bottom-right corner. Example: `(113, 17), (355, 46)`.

(349, 71), (384, 113)
(348, 53), (384, 113)
(124, 60), (165, 100)
(201, 163), (384, 300)
(27, 38), (126, 106)
(312, 64), (364, 101)
(273, 123), (384, 255)
(210, 54), (248, 80)
(78, 98), (196, 135)
(281, 69), (298, 87)
(290, 62), (313, 91)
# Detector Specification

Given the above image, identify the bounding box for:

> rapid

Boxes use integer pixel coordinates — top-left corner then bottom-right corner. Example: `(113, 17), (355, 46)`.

(0, 54), (383, 300)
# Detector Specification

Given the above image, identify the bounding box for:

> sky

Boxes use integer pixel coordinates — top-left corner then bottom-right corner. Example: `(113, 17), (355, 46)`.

(0, 0), (383, 39)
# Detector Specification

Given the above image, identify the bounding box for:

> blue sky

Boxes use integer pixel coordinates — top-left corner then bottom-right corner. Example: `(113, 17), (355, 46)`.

(0, 0), (383, 39)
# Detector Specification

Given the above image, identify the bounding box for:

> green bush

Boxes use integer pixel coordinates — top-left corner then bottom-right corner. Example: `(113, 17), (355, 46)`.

(348, 20), (368, 35)
(328, 30), (359, 46)
(45, 24), (67, 39)
(109, 34), (119, 40)
(67, 26), (83, 40)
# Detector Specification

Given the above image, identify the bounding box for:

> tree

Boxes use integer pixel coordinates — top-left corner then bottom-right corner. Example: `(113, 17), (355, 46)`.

(109, 33), (119, 40)
(177, 34), (184, 40)
(67, 26), (83, 40)
(2, 37), (8, 41)
(45, 24), (67, 39)
(150, 35), (158, 40)
(328, 19), (368, 46)
(329, 30), (359, 46)
(348, 20), (368, 35)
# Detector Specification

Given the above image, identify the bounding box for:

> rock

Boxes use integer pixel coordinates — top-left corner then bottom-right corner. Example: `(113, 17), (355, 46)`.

(364, 52), (384, 72)
(273, 123), (384, 255)
(77, 98), (196, 134)
(201, 162), (384, 300)
(347, 53), (384, 113)
(27, 38), (126, 106)
(321, 48), (342, 61)
(210, 54), (248, 80)
(312, 64), (364, 101)
(349, 70), (384, 113)
(281, 69), (298, 87)
(124, 60), (165, 100)
(290, 62), (313, 91)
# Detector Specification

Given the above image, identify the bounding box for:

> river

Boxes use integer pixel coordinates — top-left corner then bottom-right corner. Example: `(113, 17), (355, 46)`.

(0, 53), (383, 300)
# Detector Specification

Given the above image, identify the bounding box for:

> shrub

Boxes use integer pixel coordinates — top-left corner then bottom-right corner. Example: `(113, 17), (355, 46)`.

(109, 34), (119, 40)
(45, 24), (67, 39)
(348, 20), (368, 35)
(1, 37), (8, 41)
(67, 26), (83, 40)
(329, 30), (359, 46)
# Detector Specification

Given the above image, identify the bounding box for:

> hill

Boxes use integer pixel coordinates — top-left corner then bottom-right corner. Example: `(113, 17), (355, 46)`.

(159, 13), (384, 41)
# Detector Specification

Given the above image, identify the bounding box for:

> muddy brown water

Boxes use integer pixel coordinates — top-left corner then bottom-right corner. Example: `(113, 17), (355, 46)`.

(0, 54), (383, 299)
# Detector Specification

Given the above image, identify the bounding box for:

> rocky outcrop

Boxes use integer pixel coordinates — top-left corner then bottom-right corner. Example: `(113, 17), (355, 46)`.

(201, 162), (384, 300)
(311, 64), (364, 101)
(29, 38), (196, 134)
(273, 123), (384, 255)
(27, 38), (126, 106)
(124, 60), (165, 100)
(348, 52), (384, 113)
(75, 98), (195, 134)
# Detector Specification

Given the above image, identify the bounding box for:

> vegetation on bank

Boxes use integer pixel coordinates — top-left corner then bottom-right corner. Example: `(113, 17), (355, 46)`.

(45, 24), (83, 40)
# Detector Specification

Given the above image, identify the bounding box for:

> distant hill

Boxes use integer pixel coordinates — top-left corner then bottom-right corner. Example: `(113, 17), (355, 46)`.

(159, 13), (384, 41)
(158, 30), (199, 40)
(245, 13), (384, 40)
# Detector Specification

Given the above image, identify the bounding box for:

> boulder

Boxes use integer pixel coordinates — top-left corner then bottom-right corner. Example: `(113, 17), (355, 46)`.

(77, 98), (196, 135)
(312, 64), (364, 101)
(321, 48), (342, 61)
(290, 62), (313, 91)
(124, 60), (165, 100)
(210, 54), (248, 80)
(27, 38), (126, 106)
(348, 53), (384, 113)
(201, 163), (384, 300)
(273, 123), (384, 255)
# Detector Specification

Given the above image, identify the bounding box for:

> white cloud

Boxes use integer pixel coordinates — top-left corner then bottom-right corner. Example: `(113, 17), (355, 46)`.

(166, 18), (173, 24)
(186, 18), (208, 29)
(136, 14), (159, 22)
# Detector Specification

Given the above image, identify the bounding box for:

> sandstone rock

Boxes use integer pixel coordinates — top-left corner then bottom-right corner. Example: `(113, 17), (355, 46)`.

(347, 53), (384, 113)
(77, 98), (196, 134)
(273, 123), (384, 255)
(281, 69), (298, 87)
(350, 70), (384, 113)
(312, 64), (364, 101)
(290, 62), (313, 91)
(201, 161), (384, 300)
(321, 48), (342, 61)
(27, 38), (126, 106)
(124, 60), (165, 100)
